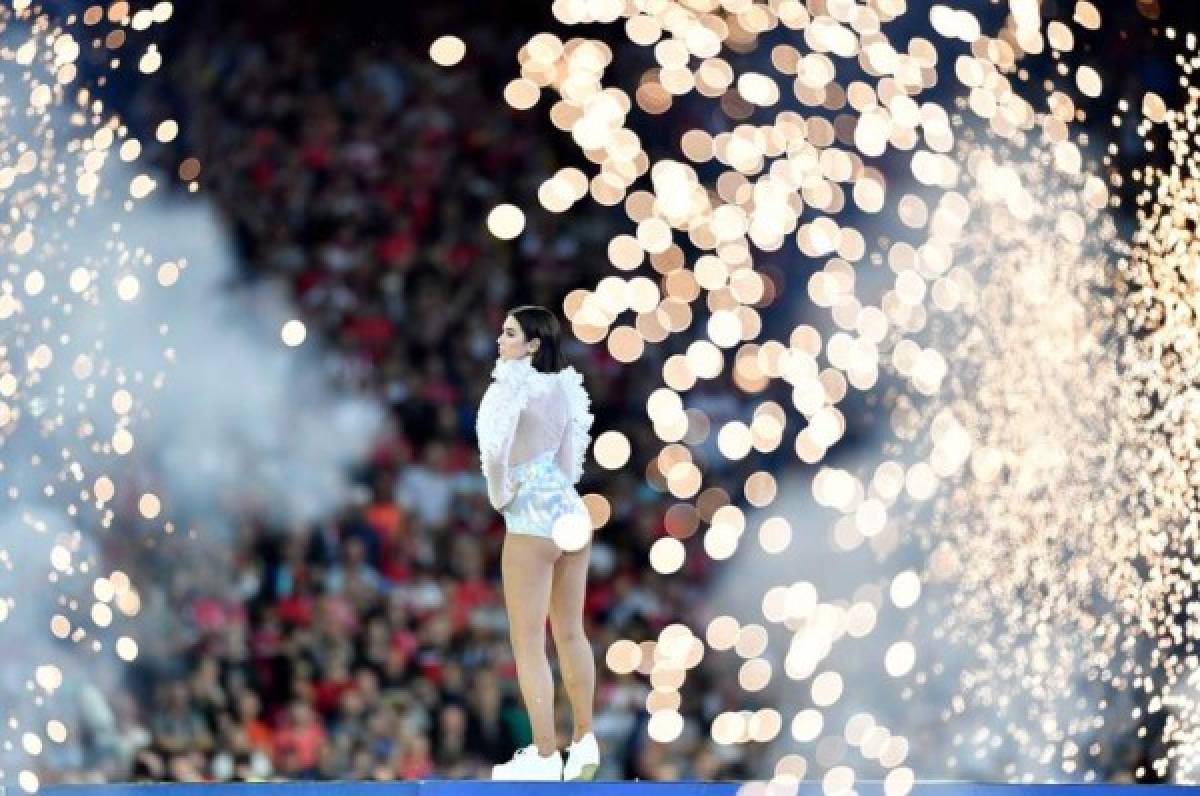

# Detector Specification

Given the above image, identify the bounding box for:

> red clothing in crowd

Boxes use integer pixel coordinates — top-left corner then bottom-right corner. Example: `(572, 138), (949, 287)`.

(449, 579), (495, 633)
(277, 592), (315, 626)
(191, 597), (246, 633)
(272, 721), (326, 770)
(245, 719), (275, 753)
(377, 231), (416, 269)
(313, 677), (355, 716)
(398, 747), (433, 779)
(343, 313), (393, 360)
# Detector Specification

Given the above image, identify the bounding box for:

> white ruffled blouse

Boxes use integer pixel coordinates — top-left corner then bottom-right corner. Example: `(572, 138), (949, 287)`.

(475, 355), (594, 512)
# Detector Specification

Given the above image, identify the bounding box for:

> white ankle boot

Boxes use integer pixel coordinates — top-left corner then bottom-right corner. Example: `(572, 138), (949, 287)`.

(491, 743), (564, 781)
(563, 731), (600, 781)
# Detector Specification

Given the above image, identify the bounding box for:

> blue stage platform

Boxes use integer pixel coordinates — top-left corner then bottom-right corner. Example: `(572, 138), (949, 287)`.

(35, 782), (1200, 795)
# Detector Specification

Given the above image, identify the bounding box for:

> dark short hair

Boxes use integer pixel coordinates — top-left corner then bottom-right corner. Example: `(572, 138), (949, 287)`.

(508, 305), (568, 373)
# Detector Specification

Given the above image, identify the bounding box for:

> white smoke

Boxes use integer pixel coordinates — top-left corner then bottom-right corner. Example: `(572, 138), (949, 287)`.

(0, 19), (384, 787)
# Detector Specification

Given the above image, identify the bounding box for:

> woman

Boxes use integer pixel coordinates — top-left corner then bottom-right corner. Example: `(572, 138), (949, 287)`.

(475, 305), (601, 781)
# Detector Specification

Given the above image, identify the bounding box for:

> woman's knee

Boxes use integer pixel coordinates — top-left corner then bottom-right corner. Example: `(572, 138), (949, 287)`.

(550, 615), (586, 646)
(510, 621), (548, 653)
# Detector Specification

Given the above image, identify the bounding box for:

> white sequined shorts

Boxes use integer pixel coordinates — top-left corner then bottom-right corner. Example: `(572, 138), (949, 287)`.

(503, 450), (589, 539)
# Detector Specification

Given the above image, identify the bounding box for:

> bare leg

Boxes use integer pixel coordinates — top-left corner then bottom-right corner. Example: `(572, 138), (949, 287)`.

(501, 532), (561, 756)
(549, 541), (594, 743)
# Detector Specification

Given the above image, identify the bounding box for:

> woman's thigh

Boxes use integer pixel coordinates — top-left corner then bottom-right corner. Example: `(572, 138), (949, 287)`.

(501, 532), (561, 637)
(549, 541), (591, 640)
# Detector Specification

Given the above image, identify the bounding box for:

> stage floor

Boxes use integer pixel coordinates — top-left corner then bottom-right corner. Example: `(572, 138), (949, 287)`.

(34, 782), (1200, 795)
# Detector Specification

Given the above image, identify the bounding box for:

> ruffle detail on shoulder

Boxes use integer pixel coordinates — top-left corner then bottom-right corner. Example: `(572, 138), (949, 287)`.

(490, 355), (533, 384)
(556, 366), (593, 485)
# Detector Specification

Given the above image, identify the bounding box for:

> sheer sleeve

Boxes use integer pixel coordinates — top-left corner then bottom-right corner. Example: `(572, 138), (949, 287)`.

(554, 366), (593, 485)
(476, 378), (523, 512)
